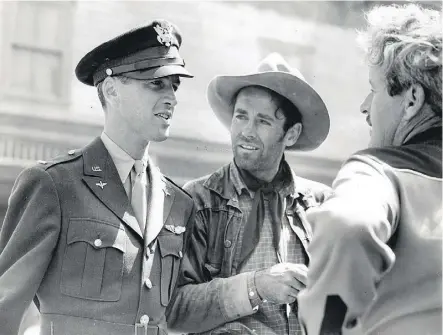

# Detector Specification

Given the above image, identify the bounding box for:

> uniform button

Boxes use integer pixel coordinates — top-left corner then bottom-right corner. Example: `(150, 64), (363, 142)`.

(179, 251), (183, 258)
(145, 279), (153, 289)
(68, 149), (76, 155)
(140, 314), (150, 324)
(249, 291), (255, 297)
(224, 240), (232, 248)
(94, 239), (102, 247)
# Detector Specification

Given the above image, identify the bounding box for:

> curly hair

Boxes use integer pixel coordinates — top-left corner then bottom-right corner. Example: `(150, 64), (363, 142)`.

(357, 4), (442, 117)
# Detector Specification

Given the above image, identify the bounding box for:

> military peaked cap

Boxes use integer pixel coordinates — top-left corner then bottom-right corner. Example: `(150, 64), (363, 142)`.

(75, 19), (193, 86)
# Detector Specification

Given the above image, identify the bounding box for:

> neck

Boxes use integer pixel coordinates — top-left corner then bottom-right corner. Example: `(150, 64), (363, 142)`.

(243, 156), (284, 183)
(104, 123), (150, 160)
(394, 104), (441, 146)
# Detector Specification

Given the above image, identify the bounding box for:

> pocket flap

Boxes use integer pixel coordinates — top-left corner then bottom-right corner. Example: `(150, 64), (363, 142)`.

(157, 234), (183, 258)
(67, 219), (126, 253)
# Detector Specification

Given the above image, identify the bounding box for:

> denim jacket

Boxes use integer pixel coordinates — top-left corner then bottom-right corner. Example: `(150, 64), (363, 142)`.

(166, 162), (331, 334)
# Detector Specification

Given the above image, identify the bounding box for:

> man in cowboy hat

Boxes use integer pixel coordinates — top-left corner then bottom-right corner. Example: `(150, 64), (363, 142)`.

(166, 53), (331, 335)
(0, 20), (195, 335)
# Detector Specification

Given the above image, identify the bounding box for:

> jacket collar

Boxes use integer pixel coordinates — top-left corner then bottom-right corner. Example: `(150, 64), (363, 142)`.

(203, 160), (299, 207)
(404, 125), (442, 146)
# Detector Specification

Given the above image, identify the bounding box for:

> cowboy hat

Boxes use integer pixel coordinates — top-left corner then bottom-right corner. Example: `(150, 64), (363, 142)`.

(207, 53), (330, 151)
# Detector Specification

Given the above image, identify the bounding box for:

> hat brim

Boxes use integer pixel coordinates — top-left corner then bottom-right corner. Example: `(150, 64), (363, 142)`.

(207, 71), (330, 151)
(122, 64), (193, 80)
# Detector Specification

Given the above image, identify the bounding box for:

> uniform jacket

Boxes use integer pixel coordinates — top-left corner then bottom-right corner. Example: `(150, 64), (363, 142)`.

(166, 162), (331, 334)
(298, 126), (442, 335)
(0, 137), (195, 335)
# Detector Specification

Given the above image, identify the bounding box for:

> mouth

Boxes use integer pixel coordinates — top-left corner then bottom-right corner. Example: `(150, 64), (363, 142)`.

(238, 144), (259, 151)
(155, 112), (172, 121)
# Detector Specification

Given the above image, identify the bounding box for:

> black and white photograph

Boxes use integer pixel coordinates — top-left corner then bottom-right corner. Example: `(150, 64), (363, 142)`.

(0, 1), (441, 335)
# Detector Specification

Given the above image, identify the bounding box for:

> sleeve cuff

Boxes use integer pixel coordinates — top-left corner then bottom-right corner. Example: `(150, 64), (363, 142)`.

(220, 272), (256, 320)
(247, 271), (267, 312)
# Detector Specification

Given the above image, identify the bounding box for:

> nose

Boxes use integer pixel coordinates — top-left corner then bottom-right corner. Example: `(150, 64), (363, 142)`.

(360, 93), (371, 115)
(165, 86), (177, 108)
(241, 119), (257, 139)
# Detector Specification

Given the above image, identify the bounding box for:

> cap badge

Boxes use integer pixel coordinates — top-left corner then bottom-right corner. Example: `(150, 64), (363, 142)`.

(154, 21), (173, 47)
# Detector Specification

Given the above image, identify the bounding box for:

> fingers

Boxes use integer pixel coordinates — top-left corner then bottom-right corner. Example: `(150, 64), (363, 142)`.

(285, 263), (308, 286)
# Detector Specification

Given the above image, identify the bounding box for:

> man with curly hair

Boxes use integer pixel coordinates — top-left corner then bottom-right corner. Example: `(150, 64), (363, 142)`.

(298, 4), (442, 335)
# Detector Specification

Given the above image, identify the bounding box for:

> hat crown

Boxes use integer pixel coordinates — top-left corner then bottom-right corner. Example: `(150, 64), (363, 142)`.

(257, 53), (306, 81)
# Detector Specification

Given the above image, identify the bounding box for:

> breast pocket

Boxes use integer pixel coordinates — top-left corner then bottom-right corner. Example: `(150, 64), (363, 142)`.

(157, 233), (183, 307)
(60, 218), (127, 301)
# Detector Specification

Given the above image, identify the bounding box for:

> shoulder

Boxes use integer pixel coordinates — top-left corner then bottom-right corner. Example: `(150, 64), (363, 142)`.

(17, 149), (82, 184)
(182, 174), (212, 197)
(35, 149), (83, 171)
(353, 145), (441, 179)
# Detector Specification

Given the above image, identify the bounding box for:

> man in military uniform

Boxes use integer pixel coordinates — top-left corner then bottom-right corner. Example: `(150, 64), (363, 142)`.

(0, 19), (195, 335)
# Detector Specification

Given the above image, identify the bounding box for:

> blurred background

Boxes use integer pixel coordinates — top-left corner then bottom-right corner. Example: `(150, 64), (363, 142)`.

(0, 1), (439, 334)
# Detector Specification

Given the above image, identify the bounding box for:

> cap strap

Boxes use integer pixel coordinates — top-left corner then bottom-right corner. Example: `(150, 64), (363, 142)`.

(108, 57), (184, 77)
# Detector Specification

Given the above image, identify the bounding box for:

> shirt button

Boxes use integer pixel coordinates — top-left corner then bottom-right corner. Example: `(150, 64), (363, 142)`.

(94, 239), (102, 247)
(145, 279), (153, 289)
(139, 314), (150, 324)
(224, 240), (232, 248)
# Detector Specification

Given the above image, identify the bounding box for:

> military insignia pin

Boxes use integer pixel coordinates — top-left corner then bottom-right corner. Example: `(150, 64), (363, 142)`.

(153, 21), (173, 47)
(92, 166), (102, 172)
(164, 225), (186, 234)
(96, 181), (107, 189)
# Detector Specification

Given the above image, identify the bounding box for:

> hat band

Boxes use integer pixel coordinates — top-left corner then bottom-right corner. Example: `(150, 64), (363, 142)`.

(93, 46), (183, 85)
(109, 57), (184, 76)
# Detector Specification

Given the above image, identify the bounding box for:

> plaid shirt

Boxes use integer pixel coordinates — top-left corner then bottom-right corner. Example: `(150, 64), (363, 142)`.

(217, 164), (307, 335)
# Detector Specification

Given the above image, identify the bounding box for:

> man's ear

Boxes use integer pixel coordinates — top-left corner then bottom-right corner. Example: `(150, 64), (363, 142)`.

(403, 83), (425, 121)
(102, 77), (118, 106)
(284, 122), (302, 147)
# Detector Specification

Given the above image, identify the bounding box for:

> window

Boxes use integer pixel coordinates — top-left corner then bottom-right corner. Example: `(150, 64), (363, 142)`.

(1, 1), (75, 104)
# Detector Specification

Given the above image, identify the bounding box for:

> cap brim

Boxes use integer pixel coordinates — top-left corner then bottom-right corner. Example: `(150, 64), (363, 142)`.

(122, 65), (193, 80)
(207, 72), (330, 151)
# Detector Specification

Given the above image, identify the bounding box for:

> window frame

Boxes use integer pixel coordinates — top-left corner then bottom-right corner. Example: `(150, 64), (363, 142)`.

(0, 1), (75, 105)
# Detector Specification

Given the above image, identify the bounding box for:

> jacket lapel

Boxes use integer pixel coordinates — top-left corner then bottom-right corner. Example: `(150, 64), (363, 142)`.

(81, 137), (143, 238)
(144, 159), (175, 245)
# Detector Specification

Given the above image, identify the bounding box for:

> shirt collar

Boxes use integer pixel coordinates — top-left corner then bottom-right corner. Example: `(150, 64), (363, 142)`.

(230, 160), (296, 199)
(101, 132), (147, 184)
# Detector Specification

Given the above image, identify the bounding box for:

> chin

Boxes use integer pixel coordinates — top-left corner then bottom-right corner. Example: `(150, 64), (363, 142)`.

(234, 155), (258, 171)
(150, 130), (170, 142)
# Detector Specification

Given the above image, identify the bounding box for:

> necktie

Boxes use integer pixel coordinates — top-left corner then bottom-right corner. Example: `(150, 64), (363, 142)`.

(237, 160), (289, 270)
(132, 160), (147, 232)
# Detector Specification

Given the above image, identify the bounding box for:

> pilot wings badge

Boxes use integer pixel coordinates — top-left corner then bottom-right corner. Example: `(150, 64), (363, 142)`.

(164, 225), (186, 235)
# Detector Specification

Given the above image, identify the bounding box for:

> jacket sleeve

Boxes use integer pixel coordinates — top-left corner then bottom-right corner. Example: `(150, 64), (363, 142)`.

(0, 166), (61, 335)
(297, 153), (399, 335)
(166, 209), (255, 333)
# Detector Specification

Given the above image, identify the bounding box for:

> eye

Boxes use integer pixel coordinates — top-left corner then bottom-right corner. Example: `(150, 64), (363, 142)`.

(259, 119), (271, 126)
(234, 113), (247, 120)
(147, 80), (164, 89)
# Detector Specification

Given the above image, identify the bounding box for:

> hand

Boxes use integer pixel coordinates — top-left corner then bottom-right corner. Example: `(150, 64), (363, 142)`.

(255, 263), (308, 304)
